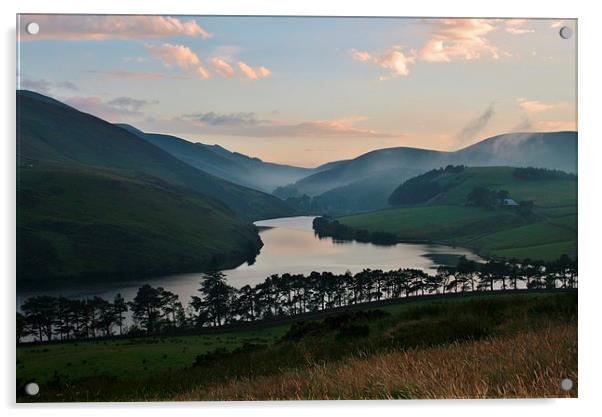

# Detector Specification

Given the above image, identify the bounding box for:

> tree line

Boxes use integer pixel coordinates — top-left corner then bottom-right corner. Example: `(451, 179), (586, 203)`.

(313, 217), (398, 245)
(17, 255), (577, 343)
(513, 167), (577, 181)
(389, 165), (465, 206)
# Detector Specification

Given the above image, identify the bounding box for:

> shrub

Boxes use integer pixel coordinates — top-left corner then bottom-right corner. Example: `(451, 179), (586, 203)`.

(335, 324), (371, 340)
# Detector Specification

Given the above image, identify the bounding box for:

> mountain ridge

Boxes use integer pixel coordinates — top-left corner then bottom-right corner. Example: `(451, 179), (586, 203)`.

(117, 123), (316, 193)
(17, 90), (293, 221)
(276, 131), (577, 214)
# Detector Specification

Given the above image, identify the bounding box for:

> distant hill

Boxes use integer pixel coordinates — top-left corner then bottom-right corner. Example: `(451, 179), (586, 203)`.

(277, 131), (577, 214)
(452, 132), (577, 174)
(388, 166), (577, 207)
(274, 147), (446, 198)
(17, 165), (262, 288)
(117, 124), (314, 193)
(17, 90), (293, 221)
(337, 166), (577, 261)
(310, 166), (425, 213)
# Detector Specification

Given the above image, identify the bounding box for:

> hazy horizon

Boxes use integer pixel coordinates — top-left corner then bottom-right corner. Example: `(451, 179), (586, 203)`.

(17, 15), (576, 167)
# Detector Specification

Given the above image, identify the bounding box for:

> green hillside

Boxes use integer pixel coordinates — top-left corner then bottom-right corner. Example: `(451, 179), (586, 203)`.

(17, 90), (293, 221)
(389, 166), (577, 206)
(17, 165), (262, 288)
(339, 167), (577, 261)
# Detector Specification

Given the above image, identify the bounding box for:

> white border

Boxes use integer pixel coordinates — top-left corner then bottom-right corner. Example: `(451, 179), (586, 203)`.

(2, 1), (600, 416)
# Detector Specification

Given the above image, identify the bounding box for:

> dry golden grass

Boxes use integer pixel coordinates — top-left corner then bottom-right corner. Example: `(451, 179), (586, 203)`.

(174, 324), (577, 400)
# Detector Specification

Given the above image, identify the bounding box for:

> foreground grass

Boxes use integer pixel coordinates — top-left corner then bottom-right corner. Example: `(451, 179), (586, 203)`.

(175, 324), (577, 400)
(16, 325), (289, 384)
(17, 292), (577, 401)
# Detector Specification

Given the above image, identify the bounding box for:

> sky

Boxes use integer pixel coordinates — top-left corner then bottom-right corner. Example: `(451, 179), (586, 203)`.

(17, 15), (577, 167)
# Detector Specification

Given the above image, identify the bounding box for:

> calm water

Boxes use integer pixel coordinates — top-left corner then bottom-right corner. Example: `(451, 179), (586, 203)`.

(17, 216), (483, 306)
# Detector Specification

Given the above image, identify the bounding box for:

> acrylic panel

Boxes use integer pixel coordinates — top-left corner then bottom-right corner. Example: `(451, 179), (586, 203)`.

(16, 14), (577, 402)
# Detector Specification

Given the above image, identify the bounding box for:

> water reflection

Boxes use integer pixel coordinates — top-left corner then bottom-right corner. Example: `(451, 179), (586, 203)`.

(17, 216), (484, 306)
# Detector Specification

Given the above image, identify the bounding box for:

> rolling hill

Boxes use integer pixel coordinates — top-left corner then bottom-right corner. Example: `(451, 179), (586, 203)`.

(17, 90), (293, 221)
(274, 147), (446, 199)
(336, 166), (577, 261)
(17, 165), (263, 288)
(117, 124), (315, 193)
(16, 90), (295, 287)
(276, 131), (577, 214)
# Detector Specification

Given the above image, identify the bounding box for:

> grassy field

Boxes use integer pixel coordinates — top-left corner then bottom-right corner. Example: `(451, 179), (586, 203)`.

(17, 291), (577, 401)
(176, 324), (576, 400)
(17, 325), (288, 385)
(339, 167), (577, 261)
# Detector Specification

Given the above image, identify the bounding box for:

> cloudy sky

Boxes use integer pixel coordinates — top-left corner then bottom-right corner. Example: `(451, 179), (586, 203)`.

(17, 15), (576, 167)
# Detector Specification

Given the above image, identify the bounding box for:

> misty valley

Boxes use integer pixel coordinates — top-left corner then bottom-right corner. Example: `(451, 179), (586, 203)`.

(16, 87), (577, 401)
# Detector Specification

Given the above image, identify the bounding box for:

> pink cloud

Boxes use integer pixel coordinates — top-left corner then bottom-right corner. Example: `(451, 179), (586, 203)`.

(237, 61), (272, 80)
(352, 19), (507, 78)
(20, 15), (211, 41)
(350, 50), (372, 62)
(535, 120), (577, 131)
(195, 66), (211, 80)
(209, 57), (236, 78)
(550, 20), (566, 29)
(517, 98), (566, 114)
(145, 43), (200, 70)
(419, 19), (499, 62)
(351, 48), (416, 77)
(145, 43), (210, 79)
(504, 19), (535, 35)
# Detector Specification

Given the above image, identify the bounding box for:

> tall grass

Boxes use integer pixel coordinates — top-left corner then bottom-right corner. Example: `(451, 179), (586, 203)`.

(18, 293), (576, 402)
(175, 324), (577, 400)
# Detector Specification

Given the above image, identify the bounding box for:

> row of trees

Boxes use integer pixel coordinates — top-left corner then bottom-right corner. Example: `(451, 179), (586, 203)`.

(513, 167), (577, 181)
(389, 165), (465, 206)
(17, 255), (577, 343)
(313, 217), (398, 245)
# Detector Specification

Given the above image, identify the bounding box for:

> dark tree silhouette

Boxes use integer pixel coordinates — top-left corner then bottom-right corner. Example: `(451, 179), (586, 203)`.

(21, 295), (57, 341)
(129, 284), (165, 333)
(113, 293), (128, 335)
(191, 271), (234, 327)
(17, 254), (577, 342)
(16, 312), (29, 343)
